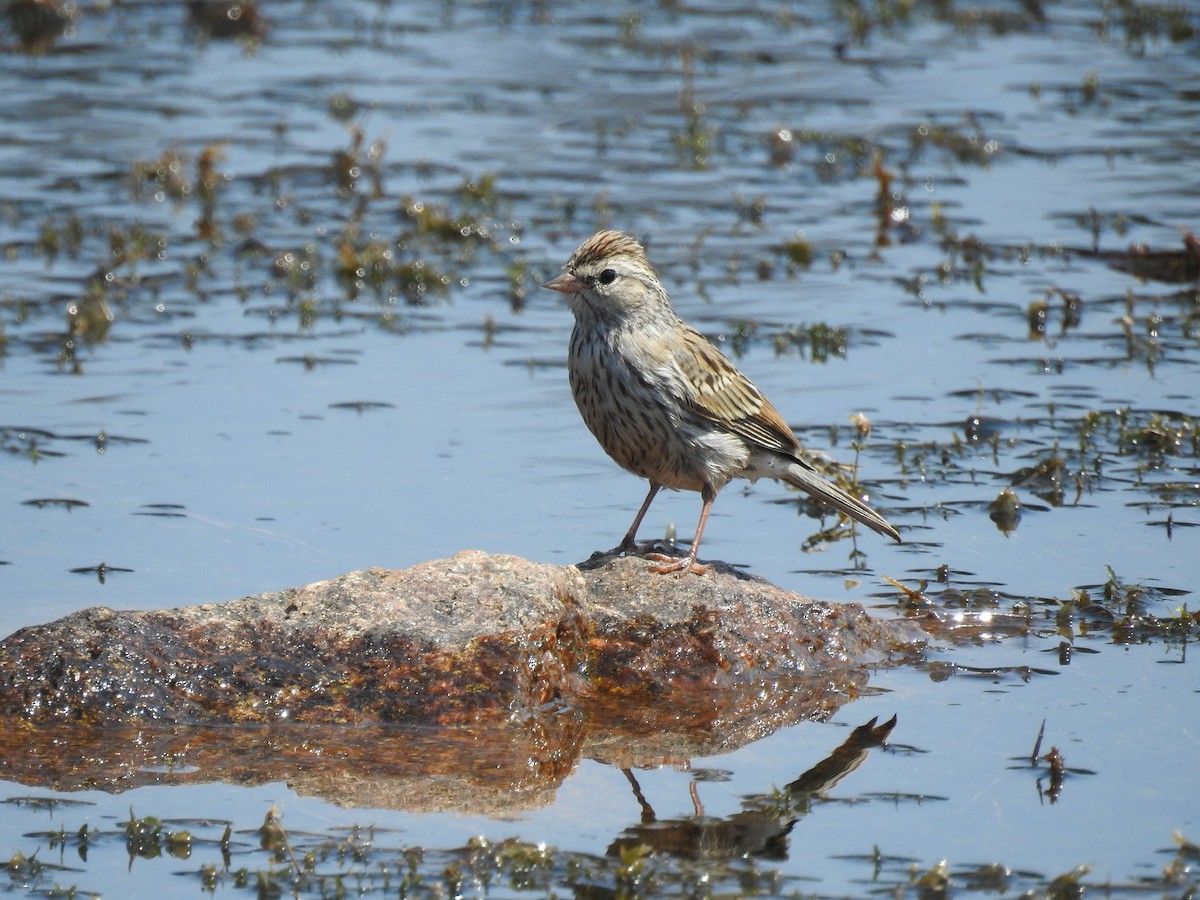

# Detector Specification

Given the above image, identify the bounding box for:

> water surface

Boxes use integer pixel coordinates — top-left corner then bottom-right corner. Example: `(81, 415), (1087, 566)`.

(1, 0), (1197, 896)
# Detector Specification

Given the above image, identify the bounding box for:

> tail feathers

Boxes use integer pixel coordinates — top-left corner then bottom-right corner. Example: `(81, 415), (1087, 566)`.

(778, 459), (902, 543)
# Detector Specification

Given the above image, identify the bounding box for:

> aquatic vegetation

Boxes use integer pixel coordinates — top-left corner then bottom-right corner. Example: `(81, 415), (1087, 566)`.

(779, 234), (815, 270)
(333, 230), (453, 305)
(671, 46), (716, 171)
(185, 0), (266, 44)
(828, 0), (1196, 46)
(1069, 566), (1198, 644)
(883, 562), (1196, 648)
(32, 215), (85, 263)
(907, 118), (1001, 168)
(1099, 0), (1198, 49)
(3, 802), (1195, 898)
(988, 487), (1022, 534)
(331, 125), (385, 200)
(5, 0), (72, 53)
(774, 321), (850, 362)
(2, 123), (518, 350)
(0, 2), (1195, 895)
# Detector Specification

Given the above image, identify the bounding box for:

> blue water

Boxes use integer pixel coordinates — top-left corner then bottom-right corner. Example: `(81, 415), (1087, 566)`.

(1, 0), (1197, 895)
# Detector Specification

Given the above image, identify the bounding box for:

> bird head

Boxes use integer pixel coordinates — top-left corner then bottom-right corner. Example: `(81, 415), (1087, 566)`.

(543, 230), (669, 323)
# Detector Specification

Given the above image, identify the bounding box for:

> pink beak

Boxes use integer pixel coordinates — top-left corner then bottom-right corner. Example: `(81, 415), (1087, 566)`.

(543, 272), (584, 294)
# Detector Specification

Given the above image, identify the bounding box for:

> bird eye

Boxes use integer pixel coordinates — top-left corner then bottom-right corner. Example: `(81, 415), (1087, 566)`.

(597, 268), (618, 285)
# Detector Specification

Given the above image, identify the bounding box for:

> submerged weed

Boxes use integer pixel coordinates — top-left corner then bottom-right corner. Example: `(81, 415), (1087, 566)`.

(1100, 0), (1198, 50)
(779, 234), (815, 271)
(774, 321), (849, 362)
(0, 787), (1195, 899)
(891, 562), (1196, 647)
(672, 46), (715, 171)
(26, 126), (517, 337)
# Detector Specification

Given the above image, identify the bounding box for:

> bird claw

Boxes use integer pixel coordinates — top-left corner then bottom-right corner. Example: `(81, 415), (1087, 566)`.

(644, 552), (710, 577)
(590, 542), (637, 561)
(591, 542), (710, 575)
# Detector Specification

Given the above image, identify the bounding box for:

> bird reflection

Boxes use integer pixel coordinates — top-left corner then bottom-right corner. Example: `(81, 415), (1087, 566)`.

(608, 715), (897, 861)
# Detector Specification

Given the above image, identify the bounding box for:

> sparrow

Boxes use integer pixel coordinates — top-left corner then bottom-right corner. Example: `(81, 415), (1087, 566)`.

(544, 230), (900, 574)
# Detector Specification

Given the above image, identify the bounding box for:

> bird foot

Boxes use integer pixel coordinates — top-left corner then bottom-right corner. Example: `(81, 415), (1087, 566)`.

(588, 541), (638, 562)
(643, 552), (710, 577)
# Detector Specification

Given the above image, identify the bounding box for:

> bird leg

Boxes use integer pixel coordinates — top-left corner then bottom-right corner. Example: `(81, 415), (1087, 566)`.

(647, 483), (716, 576)
(604, 482), (662, 556)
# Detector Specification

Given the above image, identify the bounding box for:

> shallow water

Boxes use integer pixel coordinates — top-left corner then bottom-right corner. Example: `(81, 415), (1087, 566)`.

(1, 0), (1198, 896)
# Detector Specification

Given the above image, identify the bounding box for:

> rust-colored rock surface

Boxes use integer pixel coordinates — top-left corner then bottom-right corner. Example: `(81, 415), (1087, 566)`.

(0, 553), (589, 726)
(0, 550), (923, 809)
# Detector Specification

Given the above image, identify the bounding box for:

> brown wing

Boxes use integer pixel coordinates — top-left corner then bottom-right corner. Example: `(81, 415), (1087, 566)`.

(672, 327), (800, 457)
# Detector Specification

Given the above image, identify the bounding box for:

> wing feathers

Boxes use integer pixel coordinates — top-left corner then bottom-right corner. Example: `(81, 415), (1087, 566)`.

(671, 327), (799, 457)
(671, 326), (901, 542)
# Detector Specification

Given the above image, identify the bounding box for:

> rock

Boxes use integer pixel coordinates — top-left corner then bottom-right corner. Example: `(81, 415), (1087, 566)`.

(0, 552), (589, 726)
(0, 550), (923, 808)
